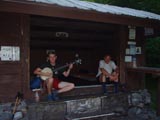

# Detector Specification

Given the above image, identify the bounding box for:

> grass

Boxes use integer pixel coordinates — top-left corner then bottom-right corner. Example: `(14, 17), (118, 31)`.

(145, 74), (158, 110)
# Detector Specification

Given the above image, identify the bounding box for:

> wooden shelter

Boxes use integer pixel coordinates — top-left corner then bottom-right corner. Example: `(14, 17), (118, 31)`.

(0, 0), (160, 113)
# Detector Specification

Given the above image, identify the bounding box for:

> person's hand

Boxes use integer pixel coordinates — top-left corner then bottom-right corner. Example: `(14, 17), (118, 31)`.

(44, 72), (52, 77)
(109, 75), (114, 80)
(69, 63), (73, 70)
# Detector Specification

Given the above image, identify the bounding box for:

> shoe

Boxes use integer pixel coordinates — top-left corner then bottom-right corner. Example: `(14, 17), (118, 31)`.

(47, 94), (53, 101)
(52, 91), (59, 100)
(102, 83), (107, 94)
(103, 92), (108, 96)
(114, 82), (119, 93)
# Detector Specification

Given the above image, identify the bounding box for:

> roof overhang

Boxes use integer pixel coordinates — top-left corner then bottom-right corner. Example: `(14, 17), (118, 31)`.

(0, 0), (160, 28)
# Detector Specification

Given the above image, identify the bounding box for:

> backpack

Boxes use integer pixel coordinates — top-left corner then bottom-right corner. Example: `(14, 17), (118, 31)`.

(30, 77), (42, 90)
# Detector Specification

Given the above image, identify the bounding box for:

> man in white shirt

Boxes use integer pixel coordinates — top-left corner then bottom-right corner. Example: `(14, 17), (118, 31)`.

(96, 54), (119, 94)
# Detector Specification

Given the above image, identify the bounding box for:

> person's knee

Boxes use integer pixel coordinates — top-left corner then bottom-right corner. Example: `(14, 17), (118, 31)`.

(47, 78), (53, 85)
(100, 73), (105, 77)
(70, 83), (75, 89)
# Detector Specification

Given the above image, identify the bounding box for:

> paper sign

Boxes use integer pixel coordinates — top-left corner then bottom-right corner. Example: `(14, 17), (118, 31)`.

(0, 46), (20, 61)
(130, 45), (136, 55)
(125, 48), (130, 55)
(125, 56), (132, 62)
(129, 28), (136, 39)
(128, 41), (136, 45)
(136, 47), (141, 54)
(145, 28), (154, 36)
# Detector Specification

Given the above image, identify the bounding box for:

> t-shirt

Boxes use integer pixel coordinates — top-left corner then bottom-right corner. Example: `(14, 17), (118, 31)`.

(39, 62), (67, 79)
(96, 60), (117, 77)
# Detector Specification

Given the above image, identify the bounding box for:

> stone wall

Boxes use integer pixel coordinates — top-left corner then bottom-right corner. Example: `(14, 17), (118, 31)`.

(0, 89), (160, 120)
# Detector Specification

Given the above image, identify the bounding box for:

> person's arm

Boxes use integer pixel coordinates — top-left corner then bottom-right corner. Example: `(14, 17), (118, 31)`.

(63, 64), (73, 77)
(115, 67), (119, 74)
(34, 67), (51, 77)
(109, 61), (119, 80)
(111, 61), (119, 74)
(100, 68), (111, 77)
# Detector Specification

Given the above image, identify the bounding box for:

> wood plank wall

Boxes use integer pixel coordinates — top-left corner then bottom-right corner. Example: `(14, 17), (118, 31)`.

(126, 27), (146, 90)
(30, 16), (120, 76)
(0, 12), (29, 102)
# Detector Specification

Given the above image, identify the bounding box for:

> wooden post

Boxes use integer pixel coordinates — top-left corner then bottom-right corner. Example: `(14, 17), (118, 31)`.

(136, 27), (145, 89)
(119, 25), (128, 85)
(20, 14), (30, 94)
(157, 78), (160, 116)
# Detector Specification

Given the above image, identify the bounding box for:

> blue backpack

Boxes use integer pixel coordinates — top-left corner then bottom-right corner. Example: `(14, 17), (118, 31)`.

(30, 77), (42, 90)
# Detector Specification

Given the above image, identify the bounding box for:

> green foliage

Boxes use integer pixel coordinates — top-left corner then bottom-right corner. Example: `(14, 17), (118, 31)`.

(82, 0), (160, 14)
(145, 74), (158, 110)
(145, 37), (160, 110)
(146, 37), (160, 67)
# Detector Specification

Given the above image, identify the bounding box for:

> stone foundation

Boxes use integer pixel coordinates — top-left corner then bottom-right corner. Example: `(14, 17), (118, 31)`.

(0, 89), (159, 120)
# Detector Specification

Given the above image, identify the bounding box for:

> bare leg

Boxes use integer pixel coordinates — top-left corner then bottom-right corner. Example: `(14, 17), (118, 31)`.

(99, 74), (107, 94)
(57, 81), (75, 93)
(46, 78), (53, 94)
(109, 72), (119, 82)
(99, 74), (106, 82)
(109, 72), (119, 93)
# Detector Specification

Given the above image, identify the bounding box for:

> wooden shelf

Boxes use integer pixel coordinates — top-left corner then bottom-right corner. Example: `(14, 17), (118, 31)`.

(126, 66), (160, 75)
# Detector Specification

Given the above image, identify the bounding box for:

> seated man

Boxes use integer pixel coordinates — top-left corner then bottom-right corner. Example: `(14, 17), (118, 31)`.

(34, 51), (75, 101)
(96, 54), (119, 94)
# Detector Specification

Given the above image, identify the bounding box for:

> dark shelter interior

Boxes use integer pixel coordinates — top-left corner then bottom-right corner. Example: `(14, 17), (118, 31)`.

(30, 15), (120, 86)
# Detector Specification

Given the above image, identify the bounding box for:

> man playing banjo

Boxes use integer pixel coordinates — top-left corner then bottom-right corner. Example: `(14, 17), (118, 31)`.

(34, 51), (75, 101)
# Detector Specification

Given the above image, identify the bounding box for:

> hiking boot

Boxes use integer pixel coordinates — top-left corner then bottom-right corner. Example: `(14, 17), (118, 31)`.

(52, 90), (59, 100)
(47, 94), (53, 101)
(103, 92), (108, 96)
(114, 82), (119, 93)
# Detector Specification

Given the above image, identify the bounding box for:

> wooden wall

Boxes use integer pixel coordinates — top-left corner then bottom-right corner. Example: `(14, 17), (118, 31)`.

(0, 13), (121, 102)
(0, 12), (30, 102)
(126, 27), (146, 90)
(30, 16), (120, 76)
(0, 13), (146, 102)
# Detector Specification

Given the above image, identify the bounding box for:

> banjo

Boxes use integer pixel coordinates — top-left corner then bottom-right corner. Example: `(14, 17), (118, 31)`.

(40, 58), (82, 81)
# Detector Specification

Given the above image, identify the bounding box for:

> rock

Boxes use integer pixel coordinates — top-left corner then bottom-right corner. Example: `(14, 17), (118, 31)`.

(128, 92), (143, 107)
(13, 111), (23, 120)
(16, 100), (27, 111)
(0, 103), (12, 113)
(114, 107), (127, 115)
(140, 89), (151, 104)
(128, 107), (142, 117)
(156, 116), (160, 120)
(0, 112), (12, 120)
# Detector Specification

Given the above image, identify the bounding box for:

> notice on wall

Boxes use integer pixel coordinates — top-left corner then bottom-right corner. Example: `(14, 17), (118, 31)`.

(129, 28), (136, 39)
(144, 27), (154, 36)
(0, 46), (20, 61)
(136, 47), (142, 54)
(125, 48), (130, 55)
(129, 45), (136, 55)
(125, 56), (132, 62)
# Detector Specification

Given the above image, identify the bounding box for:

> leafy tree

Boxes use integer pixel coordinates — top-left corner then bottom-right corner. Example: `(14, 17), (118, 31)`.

(82, 0), (160, 14)
(146, 37), (160, 67)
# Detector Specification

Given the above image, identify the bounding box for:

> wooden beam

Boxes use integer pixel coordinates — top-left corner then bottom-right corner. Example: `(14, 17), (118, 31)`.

(31, 16), (117, 32)
(30, 31), (113, 41)
(127, 67), (160, 74)
(30, 39), (108, 48)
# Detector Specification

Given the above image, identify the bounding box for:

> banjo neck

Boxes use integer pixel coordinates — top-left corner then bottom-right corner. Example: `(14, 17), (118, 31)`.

(40, 58), (81, 80)
(52, 61), (76, 72)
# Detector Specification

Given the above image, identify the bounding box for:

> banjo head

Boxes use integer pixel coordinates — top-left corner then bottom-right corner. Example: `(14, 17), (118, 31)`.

(40, 67), (53, 80)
